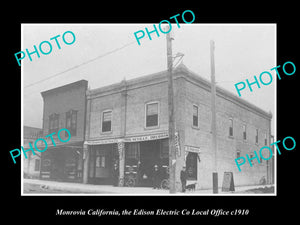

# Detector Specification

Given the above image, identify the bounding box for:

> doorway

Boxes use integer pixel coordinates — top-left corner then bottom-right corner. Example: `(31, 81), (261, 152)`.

(139, 140), (160, 187)
(186, 152), (198, 180)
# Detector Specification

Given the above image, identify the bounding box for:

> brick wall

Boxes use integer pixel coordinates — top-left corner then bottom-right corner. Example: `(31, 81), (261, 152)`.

(183, 76), (271, 189)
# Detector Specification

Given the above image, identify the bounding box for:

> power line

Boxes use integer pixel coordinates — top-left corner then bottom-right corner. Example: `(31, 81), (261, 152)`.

(24, 40), (136, 89)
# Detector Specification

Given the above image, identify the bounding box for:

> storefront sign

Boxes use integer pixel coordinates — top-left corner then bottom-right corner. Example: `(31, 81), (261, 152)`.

(184, 145), (201, 153)
(84, 138), (121, 145)
(124, 133), (169, 142)
(85, 132), (169, 146)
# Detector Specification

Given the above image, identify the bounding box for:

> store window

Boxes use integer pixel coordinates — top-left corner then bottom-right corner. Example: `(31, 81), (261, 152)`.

(96, 156), (106, 168)
(34, 159), (40, 171)
(160, 139), (169, 158)
(125, 143), (139, 159)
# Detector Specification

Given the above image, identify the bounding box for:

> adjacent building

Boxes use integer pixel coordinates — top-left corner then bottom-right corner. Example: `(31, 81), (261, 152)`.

(23, 126), (43, 179)
(39, 80), (88, 182)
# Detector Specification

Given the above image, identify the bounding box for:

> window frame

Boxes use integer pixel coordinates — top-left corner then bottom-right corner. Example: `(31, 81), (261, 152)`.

(49, 113), (59, 134)
(66, 109), (77, 136)
(144, 101), (160, 129)
(242, 124), (247, 141)
(34, 159), (40, 171)
(264, 133), (268, 146)
(192, 104), (199, 128)
(229, 118), (234, 137)
(255, 128), (259, 145)
(101, 109), (113, 133)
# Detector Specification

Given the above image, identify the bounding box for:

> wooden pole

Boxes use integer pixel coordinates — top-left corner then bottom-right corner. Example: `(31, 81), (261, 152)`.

(210, 40), (218, 194)
(167, 31), (176, 194)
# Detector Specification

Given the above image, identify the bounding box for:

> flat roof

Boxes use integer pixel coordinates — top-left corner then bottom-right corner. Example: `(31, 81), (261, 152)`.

(87, 63), (272, 119)
(41, 79), (88, 97)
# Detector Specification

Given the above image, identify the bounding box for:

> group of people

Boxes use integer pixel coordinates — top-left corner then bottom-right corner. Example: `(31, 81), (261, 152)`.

(112, 162), (188, 192)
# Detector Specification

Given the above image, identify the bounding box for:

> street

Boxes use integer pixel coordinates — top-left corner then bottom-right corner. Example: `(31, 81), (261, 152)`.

(23, 179), (274, 195)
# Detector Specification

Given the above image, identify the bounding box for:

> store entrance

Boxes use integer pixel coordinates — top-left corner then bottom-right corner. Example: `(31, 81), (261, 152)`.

(139, 140), (160, 187)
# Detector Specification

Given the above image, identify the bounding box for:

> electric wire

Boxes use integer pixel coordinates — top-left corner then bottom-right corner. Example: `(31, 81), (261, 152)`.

(24, 40), (136, 89)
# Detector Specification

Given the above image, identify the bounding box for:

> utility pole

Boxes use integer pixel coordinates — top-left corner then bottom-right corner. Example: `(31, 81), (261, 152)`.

(166, 30), (176, 194)
(210, 40), (218, 194)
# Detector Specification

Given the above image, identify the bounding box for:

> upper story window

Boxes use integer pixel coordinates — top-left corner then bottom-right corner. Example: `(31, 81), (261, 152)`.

(192, 105), (199, 127)
(102, 110), (112, 132)
(243, 124), (247, 140)
(264, 133), (268, 145)
(229, 118), (233, 137)
(236, 150), (241, 158)
(255, 129), (259, 144)
(145, 102), (159, 128)
(49, 113), (59, 133)
(66, 110), (77, 136)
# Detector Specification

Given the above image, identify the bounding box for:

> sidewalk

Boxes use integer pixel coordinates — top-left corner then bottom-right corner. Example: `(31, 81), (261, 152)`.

(23, 178), (274, 195)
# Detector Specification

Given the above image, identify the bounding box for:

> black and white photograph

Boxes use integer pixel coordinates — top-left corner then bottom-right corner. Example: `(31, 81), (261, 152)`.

(4, 5), (298, 225)
(21, 24), (276, 195)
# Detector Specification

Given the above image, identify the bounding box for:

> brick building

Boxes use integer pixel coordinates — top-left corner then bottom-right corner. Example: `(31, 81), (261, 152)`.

(40, 80), (88, 182)
(82, 64), (274, 190)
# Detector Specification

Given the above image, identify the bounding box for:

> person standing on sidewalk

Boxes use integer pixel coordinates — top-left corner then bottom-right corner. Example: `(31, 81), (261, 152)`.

(112, 161), (119, 186)
(152, 165), (160, 189)
(180, 166), (187, 192)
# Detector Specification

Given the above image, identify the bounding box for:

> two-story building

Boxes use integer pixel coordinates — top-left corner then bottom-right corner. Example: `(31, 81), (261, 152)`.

(40, 80), (88, 182)
(82, 63), (273, 190)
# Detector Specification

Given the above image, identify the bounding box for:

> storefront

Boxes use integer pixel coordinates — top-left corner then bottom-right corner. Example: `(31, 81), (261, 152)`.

(124, 139), (169, 187)
(40, 142), (83, 182)
(184, 146), (201, 182)
(85, 132), (170, 187)
(88, 144), (119, 184)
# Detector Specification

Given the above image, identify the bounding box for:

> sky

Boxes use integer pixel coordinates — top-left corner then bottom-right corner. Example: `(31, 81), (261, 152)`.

(22, 24), (276, 134)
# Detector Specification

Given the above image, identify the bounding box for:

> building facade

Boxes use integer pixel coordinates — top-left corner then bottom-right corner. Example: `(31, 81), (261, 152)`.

(40, 80), (88, 182)
(23, 126), (43, 179)
(82, 64), (274, 190)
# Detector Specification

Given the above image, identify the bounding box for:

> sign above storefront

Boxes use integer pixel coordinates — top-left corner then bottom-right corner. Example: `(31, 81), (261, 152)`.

(124, 133), (169, 142)
(184, 145), (201, 153)
(84, 132), (169, 146)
